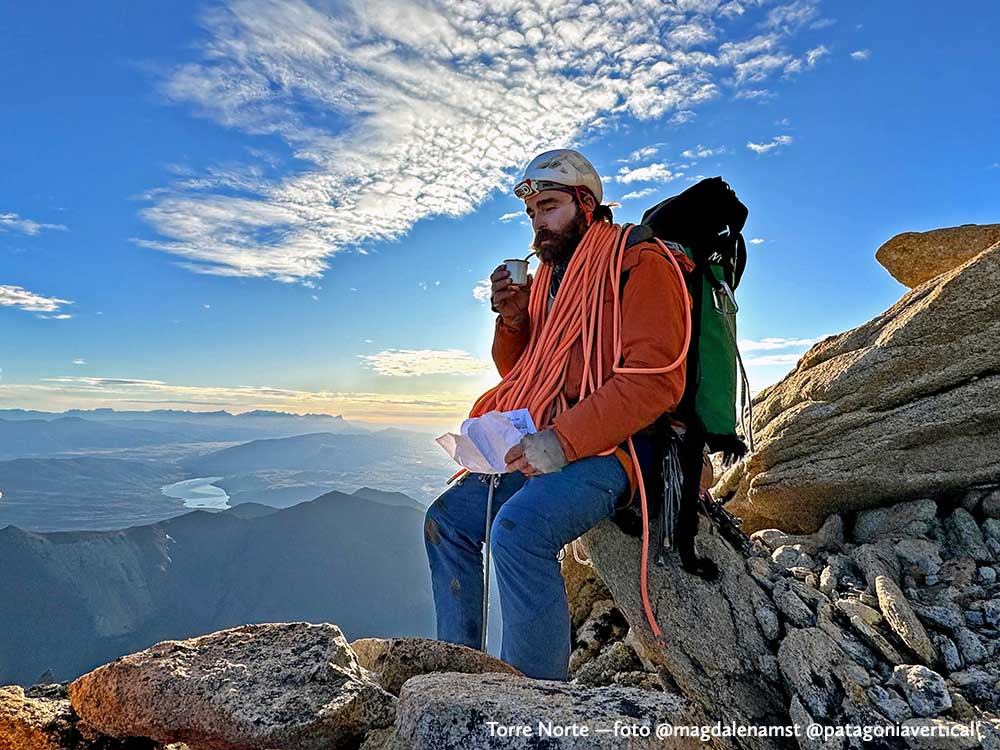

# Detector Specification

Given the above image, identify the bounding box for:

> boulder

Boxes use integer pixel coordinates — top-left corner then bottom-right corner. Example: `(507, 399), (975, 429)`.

(894, 538), (943, 579)
(777, 628), (871, 721)
(572, 640), (648, 688)
(891, 664), (952, 717)
(561, 545), (612, 632)
(874, 575), (937, 667)
(851, 542), (902, 590)
(772, 578), (816, 628)
(835, 598), (907, 665)
(348, 637), (520, 696)
(0, 684), (151, 750)
(751, 514), (844, 556)
(944, 508), (992, 562)
(0, 685), (72, 750)
(854, 499), (938, 544)
(983, 490), (1000, 519)
(68, 622), (396, 750)
(717, 241), (1000, 533)
(580, 519), (791, 749)
(394, 671), (700, 750)
(875, 224), (1000, 288)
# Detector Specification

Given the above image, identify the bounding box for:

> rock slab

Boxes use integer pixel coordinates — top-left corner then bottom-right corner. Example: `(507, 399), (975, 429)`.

(717, 240), (1000, 533)
(876, 224), (1000, 288)
(395, 671), (700, 750)
(68, 622), (396, 750)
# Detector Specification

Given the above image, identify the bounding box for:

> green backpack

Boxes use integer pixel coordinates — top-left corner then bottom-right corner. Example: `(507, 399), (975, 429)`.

(612, 177), (754, 578)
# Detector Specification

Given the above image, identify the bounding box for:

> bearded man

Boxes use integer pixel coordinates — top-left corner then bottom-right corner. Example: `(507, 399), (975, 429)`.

(423, 149), (693, 680)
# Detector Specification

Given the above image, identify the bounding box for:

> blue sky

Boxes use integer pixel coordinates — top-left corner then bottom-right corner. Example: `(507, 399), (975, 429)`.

(2, 0), (998, 432)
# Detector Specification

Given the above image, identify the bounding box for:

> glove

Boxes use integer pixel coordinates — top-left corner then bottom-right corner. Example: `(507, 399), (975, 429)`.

(520, 429), (568, 474)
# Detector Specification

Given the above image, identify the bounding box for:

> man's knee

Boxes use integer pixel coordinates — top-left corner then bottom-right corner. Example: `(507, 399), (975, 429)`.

(490, 505), (551, 559)
(424, 483), (479, 545)
(423, 502), (443, 545)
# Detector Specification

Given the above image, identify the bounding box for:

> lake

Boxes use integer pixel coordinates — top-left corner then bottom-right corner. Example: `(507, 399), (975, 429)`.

(161, 476), (231, 510)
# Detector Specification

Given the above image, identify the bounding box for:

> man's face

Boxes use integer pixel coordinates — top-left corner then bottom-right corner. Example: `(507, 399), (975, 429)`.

(525, 190), (589, 266)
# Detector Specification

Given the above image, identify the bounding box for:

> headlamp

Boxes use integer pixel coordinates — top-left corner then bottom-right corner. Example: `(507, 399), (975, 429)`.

(512, 178), (569, 201)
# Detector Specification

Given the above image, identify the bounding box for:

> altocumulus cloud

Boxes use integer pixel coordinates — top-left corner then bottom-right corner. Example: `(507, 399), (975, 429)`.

(138, 0), (831, 283)
(747, 134), (793, 154)
(0, 212), (66, 236)
(358, 348), (491, 376)
(0, 285), (74, 316)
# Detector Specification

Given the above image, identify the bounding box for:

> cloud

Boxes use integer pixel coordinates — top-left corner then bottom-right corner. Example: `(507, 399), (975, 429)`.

(499, 212), (522, 222)
(749, 238), (765, 244)
(137, 0), (829, 283)
(734, 88), (775, 100)
(739, 336), (825, 351)
(0, 285), (74, 314)
(358, 348), (491, 376)
(72, 358), (87, 365)
(619, 187), (658, 202)
(614, 163), (682, 184)
(472, 279), (492, 302)
(850, 49), (871, 61)
(621, 145), (662, 163)
(805, 45), (830, 67)
(0, 376), (478, 427)
(746, 134), (793, 154)
(670, 110), (697, 125)
(681, 145), (725, 160)
(764, 0), (823, 32)
(0, 212), (67, 236)
(718, 2), (745, 19)
(744, 353), (805, 366)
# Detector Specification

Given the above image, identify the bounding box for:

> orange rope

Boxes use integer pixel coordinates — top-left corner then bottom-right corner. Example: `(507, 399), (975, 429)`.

(462, 220), (692, 641)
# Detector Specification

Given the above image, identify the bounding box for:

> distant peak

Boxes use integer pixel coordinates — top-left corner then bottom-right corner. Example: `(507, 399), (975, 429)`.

(236, 410), (346, 420)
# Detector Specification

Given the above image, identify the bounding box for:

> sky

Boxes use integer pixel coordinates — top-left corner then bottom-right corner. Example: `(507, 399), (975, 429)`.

(2, 0), (998, 433)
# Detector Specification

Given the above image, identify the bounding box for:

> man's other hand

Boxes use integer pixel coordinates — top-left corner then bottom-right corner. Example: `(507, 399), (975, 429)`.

(490, 264), (532, 326)
(504, 429), (568, 476)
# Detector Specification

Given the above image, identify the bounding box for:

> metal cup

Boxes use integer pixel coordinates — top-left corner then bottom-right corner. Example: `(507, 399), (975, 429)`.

(503, 258), (529, 286)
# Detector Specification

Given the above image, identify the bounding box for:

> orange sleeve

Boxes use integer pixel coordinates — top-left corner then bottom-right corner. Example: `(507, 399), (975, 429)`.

(551, 247), (690, 462)
(491, 314), (531, 378)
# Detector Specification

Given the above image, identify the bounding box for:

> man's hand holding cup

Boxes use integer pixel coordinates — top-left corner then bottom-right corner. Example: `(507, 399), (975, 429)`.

(490, 260), (532, 328)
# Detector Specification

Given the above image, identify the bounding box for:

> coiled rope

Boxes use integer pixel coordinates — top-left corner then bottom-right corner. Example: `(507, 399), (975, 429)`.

(454, 220), (692, 640)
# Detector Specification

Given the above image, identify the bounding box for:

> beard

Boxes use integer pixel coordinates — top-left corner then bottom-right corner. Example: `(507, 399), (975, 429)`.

(531, 206), (589, 267)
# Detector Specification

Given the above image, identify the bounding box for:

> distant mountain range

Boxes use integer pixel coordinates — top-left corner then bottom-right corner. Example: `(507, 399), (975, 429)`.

(0, 409), (373, 461)
(183, 430), (457, 509)
(0, 407), (373, 428)
(0, 409), (457, 532)
(0, 487), (435, 686)
(0, 456), (187, 531)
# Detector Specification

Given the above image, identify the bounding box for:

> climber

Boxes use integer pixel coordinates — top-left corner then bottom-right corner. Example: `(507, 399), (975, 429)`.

(423, 148), (694, 681)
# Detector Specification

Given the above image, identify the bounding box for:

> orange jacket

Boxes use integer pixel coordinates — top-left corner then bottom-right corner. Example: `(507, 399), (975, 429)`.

(492, 235), (694, 506)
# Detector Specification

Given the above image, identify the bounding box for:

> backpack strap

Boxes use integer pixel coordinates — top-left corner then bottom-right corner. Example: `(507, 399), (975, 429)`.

(616, 223), (660, 295)
(624, 222), (654, 248)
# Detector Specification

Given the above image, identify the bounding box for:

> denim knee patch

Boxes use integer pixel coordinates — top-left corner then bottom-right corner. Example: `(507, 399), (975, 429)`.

(424, 515), (441, 545)
(491, 505), (556, 558)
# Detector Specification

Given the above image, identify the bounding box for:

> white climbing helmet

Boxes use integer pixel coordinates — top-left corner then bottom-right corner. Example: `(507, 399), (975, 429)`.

(513, 149), (603, 205)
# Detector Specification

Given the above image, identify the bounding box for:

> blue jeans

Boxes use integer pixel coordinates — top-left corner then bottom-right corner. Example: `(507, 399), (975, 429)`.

(423, 454), (628, 680)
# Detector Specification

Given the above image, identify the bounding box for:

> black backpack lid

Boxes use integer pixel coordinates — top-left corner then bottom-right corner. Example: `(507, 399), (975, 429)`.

(640, 176), (749, 289)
